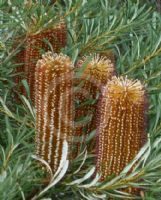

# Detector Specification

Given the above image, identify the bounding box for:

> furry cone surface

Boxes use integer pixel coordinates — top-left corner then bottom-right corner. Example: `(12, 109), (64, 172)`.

(35, 52), (74, 173)
(96, 76), (147, 181)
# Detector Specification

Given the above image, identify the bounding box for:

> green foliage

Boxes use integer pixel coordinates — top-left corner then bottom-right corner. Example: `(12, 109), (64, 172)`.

(0, 0), (161, 199)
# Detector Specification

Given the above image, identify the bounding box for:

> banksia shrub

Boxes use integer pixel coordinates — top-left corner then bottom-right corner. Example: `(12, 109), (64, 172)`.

(35, 52), (73, 174)
(74, 54), (115, 152)
(96, 76), (147, 181)
(14, 21), (67, 102)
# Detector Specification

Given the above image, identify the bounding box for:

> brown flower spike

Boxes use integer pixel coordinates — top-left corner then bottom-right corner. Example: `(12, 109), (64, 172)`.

(35, 52), (73, 173)
(14, 21), (67, 102)
(74, 54), (115, 153)
(96, 76), (147, 181)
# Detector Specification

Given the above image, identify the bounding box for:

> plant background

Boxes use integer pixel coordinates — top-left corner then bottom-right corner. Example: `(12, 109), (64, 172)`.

(0, 0), (161, 199)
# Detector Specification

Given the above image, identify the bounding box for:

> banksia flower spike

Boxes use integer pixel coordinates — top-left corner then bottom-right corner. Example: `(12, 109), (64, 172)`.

(14, 21), (67, 102)
(35, 52), (73, 174)
(74, 54), (115, 152)
(96, 76), (147, 181)
(25, 21), (67, 102)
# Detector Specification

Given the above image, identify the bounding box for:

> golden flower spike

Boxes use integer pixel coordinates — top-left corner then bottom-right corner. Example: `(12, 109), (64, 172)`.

(74, 54), (115, 154)
(35, 52), (73, 173)
(96, 76), (147, 181)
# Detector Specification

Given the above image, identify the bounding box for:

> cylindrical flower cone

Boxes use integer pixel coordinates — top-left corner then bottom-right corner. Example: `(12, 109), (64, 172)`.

(96, 76), (147, 181)
(35, 52), (73, 174)
(74, 54), (115, 155)
(14, 21), (67, 102)
(25, 21), (67, 102)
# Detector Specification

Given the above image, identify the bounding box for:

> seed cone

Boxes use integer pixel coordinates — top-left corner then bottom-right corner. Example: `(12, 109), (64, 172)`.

(96, 76), (147, 181)
(74, 54), (115, 154)
(14, 21), (67, 102)
(35, 52), (73, 173)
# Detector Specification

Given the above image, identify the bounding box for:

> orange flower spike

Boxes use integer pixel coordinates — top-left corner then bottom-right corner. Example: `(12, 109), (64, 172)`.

(24, 21), (67, 101)
(96, 76), (147, 181)
(75, 54), (115, 137)
(35, 52), (74, 173)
